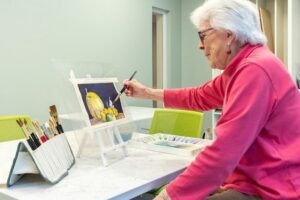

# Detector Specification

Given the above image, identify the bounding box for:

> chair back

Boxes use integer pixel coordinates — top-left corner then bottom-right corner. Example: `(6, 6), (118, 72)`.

(149, 108), (203, 138)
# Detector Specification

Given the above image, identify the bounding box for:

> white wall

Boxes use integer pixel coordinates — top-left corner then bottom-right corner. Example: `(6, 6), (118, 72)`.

(0, 0), (183, 122)
(0, 0), (213, 129)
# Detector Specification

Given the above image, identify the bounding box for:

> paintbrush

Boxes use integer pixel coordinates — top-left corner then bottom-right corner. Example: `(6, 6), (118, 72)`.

(16, 119), (29, 137)
(112, 70), (137, 104)
(32, 120), (48, 143)
(49, 105), (64, 134)
(48, 118), (58, 136)
(16, 119), (38, 150)
(24, 119), (41, 148)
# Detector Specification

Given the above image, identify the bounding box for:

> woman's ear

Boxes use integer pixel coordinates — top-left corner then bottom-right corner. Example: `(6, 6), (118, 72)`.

(226, 31), (235, 45)
(227, 31), (232, 38)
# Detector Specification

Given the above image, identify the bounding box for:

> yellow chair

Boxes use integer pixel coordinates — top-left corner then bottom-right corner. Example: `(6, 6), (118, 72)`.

(147, 108), (204, 197)
(149, 108), (204, 138)
(0, 115), (31, 142)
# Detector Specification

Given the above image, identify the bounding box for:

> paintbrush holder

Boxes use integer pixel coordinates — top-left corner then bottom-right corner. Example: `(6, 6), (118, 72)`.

(0, 133), (75, 187)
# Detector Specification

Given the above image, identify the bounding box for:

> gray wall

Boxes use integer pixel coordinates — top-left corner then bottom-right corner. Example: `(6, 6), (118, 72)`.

(0, 0), (212, 129)
(152, 0), (182, 89)
(2, 0), (156, 120)
(181, 0), (212, 131)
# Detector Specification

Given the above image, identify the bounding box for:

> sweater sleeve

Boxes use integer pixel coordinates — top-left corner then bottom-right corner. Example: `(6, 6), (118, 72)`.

(166, 65), (276, 200)
(164, 76), (225, 111)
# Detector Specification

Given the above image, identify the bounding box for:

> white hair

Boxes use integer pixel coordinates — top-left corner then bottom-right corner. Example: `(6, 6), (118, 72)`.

(191, 0), (267, 45)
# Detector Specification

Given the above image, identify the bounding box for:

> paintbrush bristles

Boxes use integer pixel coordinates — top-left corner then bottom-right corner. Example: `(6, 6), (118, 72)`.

(23, 119), (34, 133)
(49, 105), (57, 113)
(49, 105), (59, 124)
(16, 119), (29, 138)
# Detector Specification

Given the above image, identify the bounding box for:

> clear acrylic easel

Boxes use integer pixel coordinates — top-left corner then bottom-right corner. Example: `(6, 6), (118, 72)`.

(78, 125), (128, 166)
(69, 70), (128, 166)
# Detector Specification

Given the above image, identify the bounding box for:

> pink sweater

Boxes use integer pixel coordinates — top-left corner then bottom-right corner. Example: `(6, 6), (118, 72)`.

(164, 44), (300, 200)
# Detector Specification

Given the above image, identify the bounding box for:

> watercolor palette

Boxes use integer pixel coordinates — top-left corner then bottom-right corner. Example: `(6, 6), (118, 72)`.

(130, 133), (212, 157)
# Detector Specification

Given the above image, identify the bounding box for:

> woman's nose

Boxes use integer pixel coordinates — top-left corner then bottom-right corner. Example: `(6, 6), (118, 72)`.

(198, 42), (205, 50)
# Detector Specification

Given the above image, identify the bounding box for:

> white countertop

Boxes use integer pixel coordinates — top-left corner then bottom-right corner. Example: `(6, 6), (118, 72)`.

(0, 145), (191, 200)
(0, 107), (196, 200)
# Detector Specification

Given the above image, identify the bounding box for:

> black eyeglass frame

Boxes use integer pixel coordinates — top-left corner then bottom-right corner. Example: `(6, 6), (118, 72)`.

(198, 27), (214, 44)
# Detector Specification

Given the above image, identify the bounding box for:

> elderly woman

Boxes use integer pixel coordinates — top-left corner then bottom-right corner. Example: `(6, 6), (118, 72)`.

(124, 0), (300, 199)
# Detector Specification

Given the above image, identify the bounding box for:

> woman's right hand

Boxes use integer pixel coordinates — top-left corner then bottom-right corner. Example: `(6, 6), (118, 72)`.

(123, 79), (164, 102)
(123, 79), (149, 99)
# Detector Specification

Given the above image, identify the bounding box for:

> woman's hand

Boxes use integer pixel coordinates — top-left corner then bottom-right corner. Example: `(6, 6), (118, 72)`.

(123, 79), (164, 102)
(123, 79), (148, 99)
(154, 189), (170, 200)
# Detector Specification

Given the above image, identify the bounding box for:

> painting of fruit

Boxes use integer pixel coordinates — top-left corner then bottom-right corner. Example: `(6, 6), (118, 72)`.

(77, 79), (125, 126)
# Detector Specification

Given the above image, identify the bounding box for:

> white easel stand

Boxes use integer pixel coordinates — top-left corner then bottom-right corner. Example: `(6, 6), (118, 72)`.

(77, 125), (128, 166)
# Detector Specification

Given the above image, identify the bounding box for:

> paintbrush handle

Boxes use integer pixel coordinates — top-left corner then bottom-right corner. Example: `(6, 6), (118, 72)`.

(119, 70), (137, 94)
(113, 70), (137, 104)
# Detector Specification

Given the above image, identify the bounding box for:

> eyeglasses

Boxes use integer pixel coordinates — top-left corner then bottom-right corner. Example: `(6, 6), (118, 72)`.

(198, 28), (214, 44)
